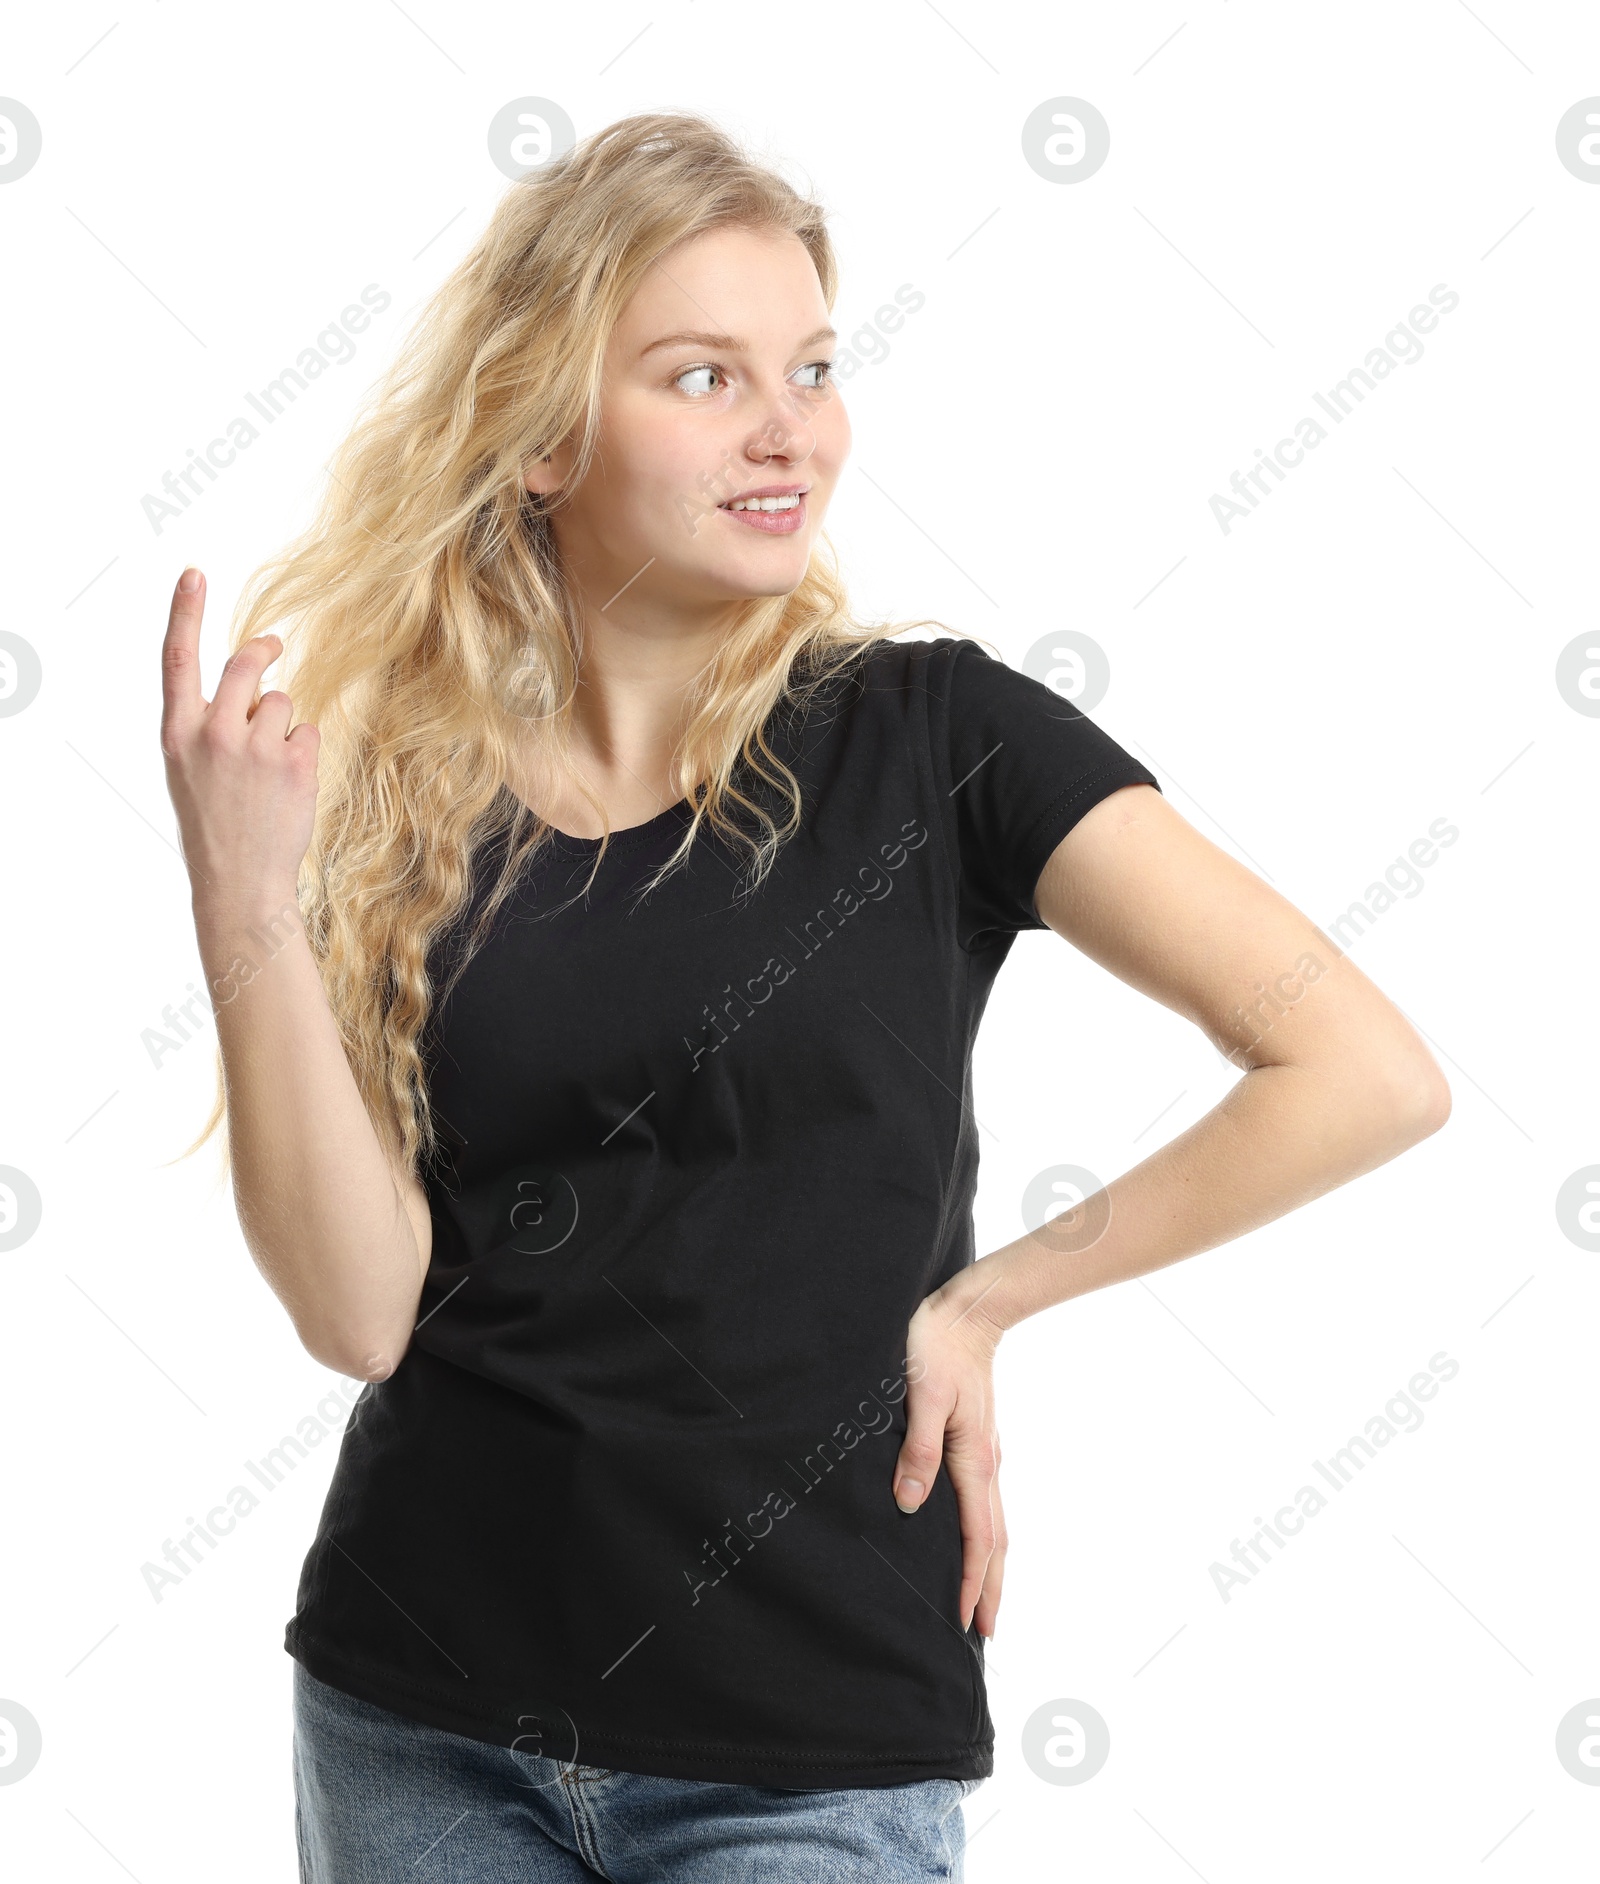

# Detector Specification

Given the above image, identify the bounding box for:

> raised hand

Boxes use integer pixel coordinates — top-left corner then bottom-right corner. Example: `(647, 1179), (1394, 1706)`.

(158, 567), (320, 912)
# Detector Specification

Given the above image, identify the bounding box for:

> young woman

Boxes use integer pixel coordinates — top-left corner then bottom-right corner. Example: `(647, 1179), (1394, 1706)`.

(159, 113), (1450, 1882)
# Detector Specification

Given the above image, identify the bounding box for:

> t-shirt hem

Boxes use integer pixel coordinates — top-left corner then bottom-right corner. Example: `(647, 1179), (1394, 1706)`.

(285, 1624), (995, 1791)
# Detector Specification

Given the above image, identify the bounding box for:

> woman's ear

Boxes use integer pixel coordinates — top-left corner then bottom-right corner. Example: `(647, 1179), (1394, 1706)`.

(520, 448), (557, 493)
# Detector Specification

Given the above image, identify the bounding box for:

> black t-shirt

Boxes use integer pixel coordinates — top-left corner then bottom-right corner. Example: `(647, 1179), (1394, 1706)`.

(285, 633), (1161, 1789)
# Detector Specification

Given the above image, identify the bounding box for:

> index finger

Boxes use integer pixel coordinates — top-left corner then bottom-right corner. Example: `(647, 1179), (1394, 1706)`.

(160, 566), (208, 745)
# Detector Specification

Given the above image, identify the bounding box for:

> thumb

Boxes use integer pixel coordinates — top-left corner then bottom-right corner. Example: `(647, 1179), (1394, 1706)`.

(893, 1389), (948, 1514)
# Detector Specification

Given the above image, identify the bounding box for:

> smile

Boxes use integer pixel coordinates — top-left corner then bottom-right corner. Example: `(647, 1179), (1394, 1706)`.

(718, 487), (809, 535)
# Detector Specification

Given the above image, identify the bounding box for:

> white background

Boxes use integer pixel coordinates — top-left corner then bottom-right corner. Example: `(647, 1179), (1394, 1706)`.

(2, 3), (1596, 1878)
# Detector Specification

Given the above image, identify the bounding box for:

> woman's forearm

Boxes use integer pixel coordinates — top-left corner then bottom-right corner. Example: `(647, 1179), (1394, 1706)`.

(945, 1050), (1449, 1340)
(195, 886), (427, 1380)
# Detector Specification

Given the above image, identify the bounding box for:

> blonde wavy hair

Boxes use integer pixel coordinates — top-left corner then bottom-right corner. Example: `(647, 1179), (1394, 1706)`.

(182, 110), (957, 1181)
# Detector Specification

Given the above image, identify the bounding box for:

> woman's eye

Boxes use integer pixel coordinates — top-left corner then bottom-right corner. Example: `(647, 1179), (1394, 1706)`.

(675, 364), (723, 397)
(667, 357), (836, 395)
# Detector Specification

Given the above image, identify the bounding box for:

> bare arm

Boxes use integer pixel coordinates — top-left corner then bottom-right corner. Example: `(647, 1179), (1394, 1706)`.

(895, 780), (1452, 1642)
(948, 781), (1452, 1337)
(162, 568), (432, 1380)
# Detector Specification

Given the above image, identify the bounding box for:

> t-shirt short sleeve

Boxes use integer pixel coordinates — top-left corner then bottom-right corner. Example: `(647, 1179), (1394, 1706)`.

(932, 637), (1162, 948)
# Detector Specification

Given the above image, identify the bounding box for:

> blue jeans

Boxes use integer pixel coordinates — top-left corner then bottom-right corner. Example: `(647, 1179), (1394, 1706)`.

(292, 1662), (982, 1881)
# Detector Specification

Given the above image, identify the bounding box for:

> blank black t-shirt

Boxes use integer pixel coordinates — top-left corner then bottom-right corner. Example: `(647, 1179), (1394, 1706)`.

(285, 633), (1162, 1789)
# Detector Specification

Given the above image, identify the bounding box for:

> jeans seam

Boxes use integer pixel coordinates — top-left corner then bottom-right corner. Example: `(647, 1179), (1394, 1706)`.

(562, 1770), (612, 1877)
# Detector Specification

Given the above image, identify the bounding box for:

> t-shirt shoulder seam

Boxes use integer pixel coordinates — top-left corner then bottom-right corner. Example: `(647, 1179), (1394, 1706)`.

(857, 631), (965, 690)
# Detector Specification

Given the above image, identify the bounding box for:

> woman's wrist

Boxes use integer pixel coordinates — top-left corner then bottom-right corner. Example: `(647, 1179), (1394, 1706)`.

(942, 1225), (1095, 1343)
(939, 1247), (1030, 1348)
(192, 879), (303, 934)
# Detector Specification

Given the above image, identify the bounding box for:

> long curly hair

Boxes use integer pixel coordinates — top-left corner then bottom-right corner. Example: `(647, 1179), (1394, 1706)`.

(183, 110), (949, 1182)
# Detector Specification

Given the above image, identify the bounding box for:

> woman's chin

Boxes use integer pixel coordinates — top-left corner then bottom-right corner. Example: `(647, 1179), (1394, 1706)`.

(701, 546), (814, 600)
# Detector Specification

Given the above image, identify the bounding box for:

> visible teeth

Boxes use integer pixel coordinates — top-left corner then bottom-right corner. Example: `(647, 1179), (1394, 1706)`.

(728, 494), (801, 511)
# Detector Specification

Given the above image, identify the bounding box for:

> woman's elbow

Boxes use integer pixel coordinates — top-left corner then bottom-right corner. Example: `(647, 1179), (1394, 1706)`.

(1377, 1049), (1453, 1148)
(298, 1315), (412, 1386)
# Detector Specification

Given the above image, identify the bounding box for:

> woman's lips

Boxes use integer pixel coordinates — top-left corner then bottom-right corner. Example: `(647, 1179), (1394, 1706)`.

(719, 494), (807, 535)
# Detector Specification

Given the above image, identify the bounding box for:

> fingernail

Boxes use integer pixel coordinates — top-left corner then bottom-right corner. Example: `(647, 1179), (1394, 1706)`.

(895, 1479), (923, 1512)
(178, 566), (202, 592)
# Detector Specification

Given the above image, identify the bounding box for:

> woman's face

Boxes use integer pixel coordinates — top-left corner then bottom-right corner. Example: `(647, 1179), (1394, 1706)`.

(528, 223), (850, 616)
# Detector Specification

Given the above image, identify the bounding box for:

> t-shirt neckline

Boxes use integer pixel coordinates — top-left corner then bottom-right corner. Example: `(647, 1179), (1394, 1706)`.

(494, 782), (694, 857)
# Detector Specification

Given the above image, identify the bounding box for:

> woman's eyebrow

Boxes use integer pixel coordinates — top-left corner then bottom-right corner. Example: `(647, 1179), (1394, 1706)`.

(638, 325), (838, 358)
